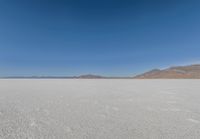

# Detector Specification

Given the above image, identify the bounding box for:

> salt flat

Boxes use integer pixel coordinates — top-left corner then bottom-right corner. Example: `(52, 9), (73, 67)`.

(0, 79), (200, 139)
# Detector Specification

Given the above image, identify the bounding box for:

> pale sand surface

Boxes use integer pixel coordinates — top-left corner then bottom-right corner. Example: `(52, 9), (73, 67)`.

(0, 79), (200, 139)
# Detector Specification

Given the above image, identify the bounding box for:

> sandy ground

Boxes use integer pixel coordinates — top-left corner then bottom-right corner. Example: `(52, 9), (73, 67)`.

(0, 79), (200, 139)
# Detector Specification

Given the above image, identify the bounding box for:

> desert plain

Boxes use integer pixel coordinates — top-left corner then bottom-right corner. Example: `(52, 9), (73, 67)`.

(0, 79), (200, 139)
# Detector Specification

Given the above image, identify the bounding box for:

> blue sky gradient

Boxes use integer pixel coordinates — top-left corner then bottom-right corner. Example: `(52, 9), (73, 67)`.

(0, 0), (200, 76)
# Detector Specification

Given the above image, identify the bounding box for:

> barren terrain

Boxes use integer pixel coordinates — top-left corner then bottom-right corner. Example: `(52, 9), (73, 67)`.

(0, 79), (200, 139)
(134, 64), (200, 79)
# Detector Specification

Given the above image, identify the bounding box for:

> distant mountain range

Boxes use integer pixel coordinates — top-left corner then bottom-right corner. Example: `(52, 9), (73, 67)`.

(2, 64), (200, 79)
(1, 75), (105, 79)
(134, 64), (200, 79)
(77, 74), (104, 79)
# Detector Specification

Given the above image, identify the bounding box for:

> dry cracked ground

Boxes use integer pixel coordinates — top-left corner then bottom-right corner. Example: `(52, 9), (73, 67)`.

(0, 79), (200, 139)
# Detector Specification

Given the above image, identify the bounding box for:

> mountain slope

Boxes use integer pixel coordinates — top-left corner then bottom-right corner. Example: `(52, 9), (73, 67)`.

(77, 74), (105, 79)
(134, 64), (200, 79)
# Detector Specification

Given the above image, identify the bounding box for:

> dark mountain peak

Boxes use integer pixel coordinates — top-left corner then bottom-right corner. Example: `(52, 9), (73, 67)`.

(77, 74), (104, 79)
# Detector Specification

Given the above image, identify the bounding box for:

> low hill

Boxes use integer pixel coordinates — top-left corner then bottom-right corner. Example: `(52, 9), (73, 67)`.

(77, 74), (105, 79)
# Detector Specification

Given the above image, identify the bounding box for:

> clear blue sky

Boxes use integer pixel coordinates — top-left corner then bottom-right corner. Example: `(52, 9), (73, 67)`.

(0, 0), (200, 76)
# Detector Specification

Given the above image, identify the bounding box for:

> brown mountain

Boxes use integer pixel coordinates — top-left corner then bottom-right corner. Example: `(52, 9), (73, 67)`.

(77, 74), (105, 79)
(134, 64), (200, 79)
